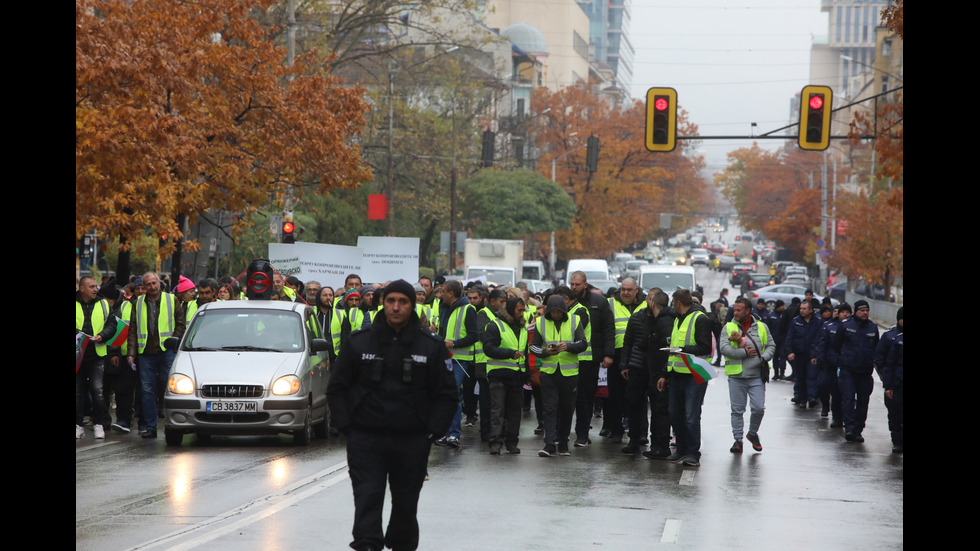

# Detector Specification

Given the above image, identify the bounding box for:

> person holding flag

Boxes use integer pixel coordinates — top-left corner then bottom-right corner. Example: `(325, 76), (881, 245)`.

(102, 282), (137, 434)
(657, 289), (714, 467)
(76, 276), (118, 439)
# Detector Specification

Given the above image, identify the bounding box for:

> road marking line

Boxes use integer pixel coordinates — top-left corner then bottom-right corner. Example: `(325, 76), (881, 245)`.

(124, 460), (349, 551)
(76, 441), (121, 453)
(679, 469), (696, 486)
(662, 519), (682, 543)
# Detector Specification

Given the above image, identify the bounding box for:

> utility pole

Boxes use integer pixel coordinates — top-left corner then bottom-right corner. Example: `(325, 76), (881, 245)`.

(387, 72), (394, 236)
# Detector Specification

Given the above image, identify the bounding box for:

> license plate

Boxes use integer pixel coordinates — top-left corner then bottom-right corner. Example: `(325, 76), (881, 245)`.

(206, 401), (258, 413)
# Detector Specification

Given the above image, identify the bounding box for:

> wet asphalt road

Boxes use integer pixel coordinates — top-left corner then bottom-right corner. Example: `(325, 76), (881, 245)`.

(76, 265), (902, 551)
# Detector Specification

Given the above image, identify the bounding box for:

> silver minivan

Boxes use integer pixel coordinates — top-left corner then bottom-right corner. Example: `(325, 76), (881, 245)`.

(163, 300), (332, 446)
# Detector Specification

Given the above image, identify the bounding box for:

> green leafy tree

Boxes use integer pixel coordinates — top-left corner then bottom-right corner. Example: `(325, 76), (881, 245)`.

(459, 169), (576, 238)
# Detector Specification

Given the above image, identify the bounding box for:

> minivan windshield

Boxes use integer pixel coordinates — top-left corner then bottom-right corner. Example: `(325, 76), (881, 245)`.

(183, 309), (305, 352)
(640, 272), (695, 292)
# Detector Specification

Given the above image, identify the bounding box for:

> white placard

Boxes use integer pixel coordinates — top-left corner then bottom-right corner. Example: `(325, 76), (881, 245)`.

(356, 236), (420, 284)
(268, 242), (362, 291)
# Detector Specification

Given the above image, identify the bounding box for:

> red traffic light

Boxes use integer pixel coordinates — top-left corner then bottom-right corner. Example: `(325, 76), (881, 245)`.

(282, 222), (295, 234)
(654, 97), (669, 111)
(808, 95), (824, 110)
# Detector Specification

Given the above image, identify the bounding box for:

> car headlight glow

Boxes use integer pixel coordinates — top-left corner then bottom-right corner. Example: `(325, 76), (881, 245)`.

(168, 373), (195, 395)
(272, 375), (301, 396)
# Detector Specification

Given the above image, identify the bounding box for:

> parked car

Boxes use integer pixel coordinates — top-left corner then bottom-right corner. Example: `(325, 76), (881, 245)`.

(163, 300), (333, 446)
(783, 274), (812, 288)
(827, 280), (888, 302)
(751, 284), (838, 309)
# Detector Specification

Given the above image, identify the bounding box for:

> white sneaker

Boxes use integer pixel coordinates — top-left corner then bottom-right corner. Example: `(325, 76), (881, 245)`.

(76, 425), (85, 439)
(94, 425), (106, 439)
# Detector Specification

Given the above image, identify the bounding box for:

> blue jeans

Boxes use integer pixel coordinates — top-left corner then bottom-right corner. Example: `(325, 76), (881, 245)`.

(446, 359), (470, 438)
(138, 350), (175, 431)
(668, 374), (708, 460)
(728, 377), (765, 440)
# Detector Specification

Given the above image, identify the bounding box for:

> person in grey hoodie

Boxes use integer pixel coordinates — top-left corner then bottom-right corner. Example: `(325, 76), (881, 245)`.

(720, 297), (776, 453)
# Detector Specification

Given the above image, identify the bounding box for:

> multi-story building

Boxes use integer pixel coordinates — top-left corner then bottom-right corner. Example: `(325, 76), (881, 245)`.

(819, 0), (890, 100)
(578, 0), (634, 95)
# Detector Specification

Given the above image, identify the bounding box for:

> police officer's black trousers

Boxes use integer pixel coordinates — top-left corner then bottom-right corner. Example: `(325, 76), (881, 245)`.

(346, 430), (431, 551)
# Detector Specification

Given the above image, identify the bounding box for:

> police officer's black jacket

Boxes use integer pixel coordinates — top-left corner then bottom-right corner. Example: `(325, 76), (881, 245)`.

(327, 309), (458, 439)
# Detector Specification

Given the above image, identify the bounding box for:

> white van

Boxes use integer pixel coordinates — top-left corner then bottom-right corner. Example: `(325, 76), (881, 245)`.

(565, 259), (611, 286)
(638, 265), (697, 293)
(522, 260), (547, 281)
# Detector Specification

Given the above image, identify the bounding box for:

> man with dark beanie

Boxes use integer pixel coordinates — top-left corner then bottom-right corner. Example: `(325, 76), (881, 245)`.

(833, 299), (880, 443)
(327, 279), (457, 551)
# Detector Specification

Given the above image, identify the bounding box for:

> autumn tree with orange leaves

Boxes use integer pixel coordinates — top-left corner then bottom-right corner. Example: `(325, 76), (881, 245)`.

(834, 0), (902, 298)
(76, 0), (371, 277)
(714, 144), (829, 261)
(530, 81), (709, 260)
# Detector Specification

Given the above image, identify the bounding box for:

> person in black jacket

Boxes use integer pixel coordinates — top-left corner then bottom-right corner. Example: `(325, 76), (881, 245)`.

(832, 299), (880, 443)
(619, 290), (675, 457)
(327, 280), (458, 551)
(568, 271), (616, 448)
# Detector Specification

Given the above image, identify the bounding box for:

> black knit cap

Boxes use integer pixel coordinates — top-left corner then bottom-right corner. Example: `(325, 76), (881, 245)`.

(383, 279), (417, 308)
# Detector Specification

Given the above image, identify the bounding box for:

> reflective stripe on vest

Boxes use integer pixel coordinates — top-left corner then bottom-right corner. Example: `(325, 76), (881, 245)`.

(535, 315), (580, 375)
(486, 319), (527, 372)
(667, 310), (706, 373)
(475, 307), (498, 364)
(429, 298), (441, 329)
(608, 298), (647, 349)
(569, 302), (591, 361)
(723, 320), (769, 376)
(331, 308), (364, 355)
(135, 293), (176, 354)
(76, 299), (111, 357)
(186, 300), (199, 324)
(447, 303), (475, 360)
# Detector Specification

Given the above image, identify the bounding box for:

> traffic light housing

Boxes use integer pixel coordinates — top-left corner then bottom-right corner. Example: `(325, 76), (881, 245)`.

(799, 85), (833, 151)
(645, 87), (677, 152)
(245, 259), (275, 300)
(282, 218), (295, 243)
(586, 136), (600, 172)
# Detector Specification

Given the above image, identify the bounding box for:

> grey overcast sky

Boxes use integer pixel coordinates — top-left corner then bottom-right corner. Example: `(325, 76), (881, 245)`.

(626, 1), (829, 172)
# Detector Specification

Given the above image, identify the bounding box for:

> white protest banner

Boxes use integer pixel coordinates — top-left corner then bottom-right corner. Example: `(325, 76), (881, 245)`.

(356, 236), (420, 284)
(268, 243), (362, 290)
(297, 242), (363, 290)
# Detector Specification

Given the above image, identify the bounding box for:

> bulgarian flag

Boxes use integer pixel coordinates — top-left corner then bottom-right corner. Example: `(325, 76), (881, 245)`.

(108, 318), (130, 347)
(679, 353), (717, 384)
(76, 332), (90, 373)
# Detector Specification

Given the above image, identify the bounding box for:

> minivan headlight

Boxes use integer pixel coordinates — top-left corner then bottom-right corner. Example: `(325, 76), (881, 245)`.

(272, 375), (301, 396)
(168, 373), (195, 395)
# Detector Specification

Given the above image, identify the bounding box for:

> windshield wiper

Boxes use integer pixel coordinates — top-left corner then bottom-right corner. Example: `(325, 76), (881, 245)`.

(184, 346), (219, 351)
(219, 345), (282, 352)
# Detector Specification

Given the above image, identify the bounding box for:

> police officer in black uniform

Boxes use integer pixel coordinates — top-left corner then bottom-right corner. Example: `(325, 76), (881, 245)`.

(327, 279), (458, 551)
